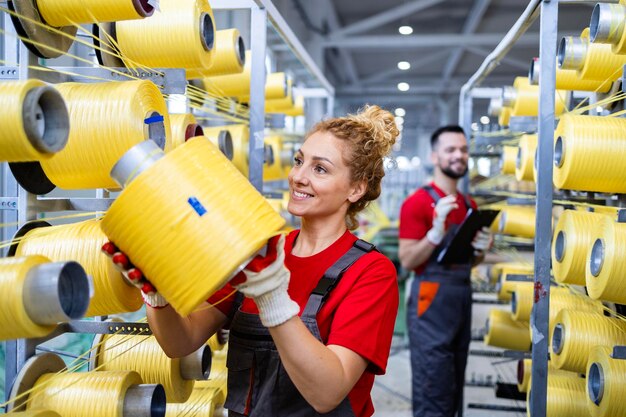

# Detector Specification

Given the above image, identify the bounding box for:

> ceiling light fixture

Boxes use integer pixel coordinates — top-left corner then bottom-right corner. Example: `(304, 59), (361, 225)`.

(397, 82), (410, 92)
(395, 108), (406, 117)
(480, 116), (490, 125)
(397, 61), (411, 70)
(399, 25), (413, 35)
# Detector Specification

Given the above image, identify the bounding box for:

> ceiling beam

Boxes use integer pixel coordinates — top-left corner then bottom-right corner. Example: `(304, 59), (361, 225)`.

(464, 45), (530, 70)
(441, 0), (492, 85)
(322, 33), (541, 49)
(331, 0), (445, 38)
(321, 0), (361, 85)
(361, 49), (450, 84)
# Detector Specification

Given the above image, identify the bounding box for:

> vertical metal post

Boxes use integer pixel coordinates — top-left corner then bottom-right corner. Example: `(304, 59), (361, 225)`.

(248, 5), (268, 192)
(531, 1), (557, 417)
(460, 93), (472, 194)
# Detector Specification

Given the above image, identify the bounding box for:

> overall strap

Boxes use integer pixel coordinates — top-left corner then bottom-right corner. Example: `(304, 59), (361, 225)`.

(301, 239), (377, 319)
(423, 184), (471, 210)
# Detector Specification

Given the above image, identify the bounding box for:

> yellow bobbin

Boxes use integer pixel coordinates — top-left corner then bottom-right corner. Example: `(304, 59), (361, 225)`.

(579, 28), (626, 82)
(590, 3), (626, 55)
(551, 309), (626, 373)
(553, 114), (626, 194)
(41, 80), (170, 190)
(203, 124), (249, 176)
(496, 263), (534, 302)
(169, 113), (203, 151)
(28, 370), (143, 417)
(484, 309), (531, 351)
(204, 51), (289, 101)
(548, 288), (604, 340)
(187, 29), (245, 78)
(498, 205), (536, 239)
(526, 370), (587, 417)
(511, 284), (534, 322)
(510, 77), (566, 117)
(587, 346), (626, 417)
(0, 255), (55, 341)
(37, 0), (153, 26)
(15, 219), (142, 317)
(95, 334), (205, 403)
(515, 134), (537, 182)
(165, 384), (226, 417)
(0, 80), (69, 163)
(518, 359), (532, 393)
(498, 107), (511, 127)
(101, 137), (286, 316)
(552, 210), (612, 285)
(116, 0), (216, 76)
(586, 220), (626, 304)
(500, 146), (517, 175)
(283, 96), (306, 117)
(264, 135), (287, 181)
(490, 262), (531, 285)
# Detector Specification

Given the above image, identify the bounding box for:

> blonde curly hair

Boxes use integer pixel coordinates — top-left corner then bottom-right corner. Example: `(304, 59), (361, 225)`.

(307, 105), (399, 230)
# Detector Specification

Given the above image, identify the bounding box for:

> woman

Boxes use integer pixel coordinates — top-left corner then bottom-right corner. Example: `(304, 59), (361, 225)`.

(106, 105), (400, 416)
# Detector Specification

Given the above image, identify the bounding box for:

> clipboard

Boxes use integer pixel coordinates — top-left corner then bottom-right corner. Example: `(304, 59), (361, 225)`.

(436, 208), (500, 265)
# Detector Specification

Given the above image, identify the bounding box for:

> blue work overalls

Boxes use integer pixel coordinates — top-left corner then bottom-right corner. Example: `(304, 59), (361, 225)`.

(407, 185), (473, 417)
(225, 239), (376, 417)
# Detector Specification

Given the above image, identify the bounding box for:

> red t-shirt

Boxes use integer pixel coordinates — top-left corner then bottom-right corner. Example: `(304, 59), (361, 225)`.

(208, 229), (399, 417)
(398, 182), (477, 274)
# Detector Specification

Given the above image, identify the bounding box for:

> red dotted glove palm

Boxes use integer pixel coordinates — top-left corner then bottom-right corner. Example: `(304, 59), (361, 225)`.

(229, 235), (299, 327)
(101, 241), (169, 308)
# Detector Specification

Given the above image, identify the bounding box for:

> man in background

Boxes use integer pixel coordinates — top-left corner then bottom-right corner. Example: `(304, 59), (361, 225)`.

(399, 125), (492, 417)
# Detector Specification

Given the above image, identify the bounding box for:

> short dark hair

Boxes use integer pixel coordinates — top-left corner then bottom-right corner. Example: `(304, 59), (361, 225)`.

(431, 125), (465, 149)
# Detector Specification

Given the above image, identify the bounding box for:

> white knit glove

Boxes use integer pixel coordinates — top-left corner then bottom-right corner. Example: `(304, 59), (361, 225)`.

(101, 241), (169, 308)
(426, 194), (459, 245)
(471, 226), (493, 256)
(231, 235), (299, 327)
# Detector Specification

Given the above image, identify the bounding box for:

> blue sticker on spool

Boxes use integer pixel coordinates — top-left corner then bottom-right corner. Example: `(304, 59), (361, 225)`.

(144, 114), (164, 124)
(187, 197), (207, 216)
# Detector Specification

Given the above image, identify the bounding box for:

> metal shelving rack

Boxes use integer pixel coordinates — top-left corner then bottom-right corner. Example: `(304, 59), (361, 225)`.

(1, 0), (334, 407)
(458, 1), (570, 416)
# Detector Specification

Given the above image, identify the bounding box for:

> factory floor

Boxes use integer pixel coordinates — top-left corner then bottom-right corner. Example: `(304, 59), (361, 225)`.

(372, 290), (525, 417)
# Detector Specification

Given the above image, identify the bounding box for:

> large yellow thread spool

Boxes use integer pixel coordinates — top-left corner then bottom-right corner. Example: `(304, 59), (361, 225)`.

(496, 263), (534, 302)
(484, 309), (531, 351)
(559, 28), (626, 83)
(590, 3), (626, 55)
(586, 220), (626, 304)
(283, 96), (306, 117)
(491, 261), (532, 285)
(505, 77), (566, 117)
(204, 51), (289, 100)
(36, 0), (153, 27)
(165, 384), (225, 417)
(0, 255), (57, 341)
(265, 78), (294, 113)
(264, 135), (287, 181)
(586, 346), (626, 417)
(101, 137), (286, 316)
(169, 113), (204, 150)
(116, 0), (216, 77)
(551, 309), (626, 373)
(548, 288), (604, 337)
(187, 29), (245, 79)
(203, 124), (249, 176)
(517, 359), (559, 393)
(552, 210), (612, 285)
(498, 205), (536, 239)
(15, 220), (143, 317)
(515, 134), (537, 181)
(553, 114), (626, 194)
(529, 57), (612, 92)
(0, 80), (69, 163)
(511, 284), (534, 322)
(95, 334), (208, 403)
(500, 145), (517, 175)
(498, 106), (511, 127)
(40, 80), (170, 190)
(526, 370), (587, 417)
(28, 370), (145, 417)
